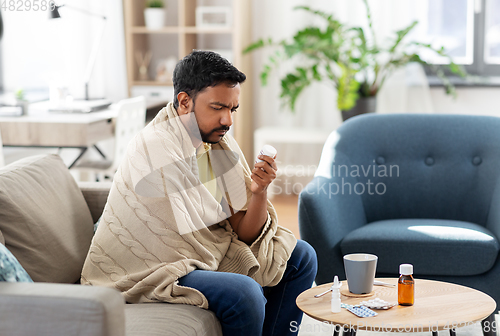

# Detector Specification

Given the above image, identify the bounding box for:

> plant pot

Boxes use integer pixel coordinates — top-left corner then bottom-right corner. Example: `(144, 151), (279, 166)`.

(341, 96), (376, 122)
(18, 100), (29, 116)
(144, 8), (165, 30)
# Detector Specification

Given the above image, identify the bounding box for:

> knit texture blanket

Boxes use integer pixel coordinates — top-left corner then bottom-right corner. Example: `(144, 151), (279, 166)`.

(81, 103), (296, 307)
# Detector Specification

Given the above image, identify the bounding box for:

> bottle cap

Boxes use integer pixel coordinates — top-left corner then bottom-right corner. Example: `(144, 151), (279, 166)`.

(400, 264), (413, 275)
(260, 145), (277, 158)
(331, 275), (341, 290)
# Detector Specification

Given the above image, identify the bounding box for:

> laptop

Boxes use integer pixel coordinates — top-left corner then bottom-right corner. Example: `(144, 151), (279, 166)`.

(48, 99), (112, 113)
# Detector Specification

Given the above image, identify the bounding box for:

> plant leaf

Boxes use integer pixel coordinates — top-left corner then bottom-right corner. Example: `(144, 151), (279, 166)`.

(243, 38), (274, 54)
(389, 20), (418, 52)
(337, 63), (360, 111)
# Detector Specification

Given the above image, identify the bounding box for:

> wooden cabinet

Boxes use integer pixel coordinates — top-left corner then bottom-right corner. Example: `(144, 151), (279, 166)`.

(122, 0), (253, 159)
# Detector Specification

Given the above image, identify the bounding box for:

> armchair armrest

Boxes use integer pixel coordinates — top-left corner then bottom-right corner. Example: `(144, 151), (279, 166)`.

(0, 282), (125, 336)
(299, 176), (367, 284)
(486, 177), (500, 240)
(78, 182), (112, 222)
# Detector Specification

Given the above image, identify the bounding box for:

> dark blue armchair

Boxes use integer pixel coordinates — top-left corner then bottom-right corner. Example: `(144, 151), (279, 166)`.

(299, 114), (500, 321)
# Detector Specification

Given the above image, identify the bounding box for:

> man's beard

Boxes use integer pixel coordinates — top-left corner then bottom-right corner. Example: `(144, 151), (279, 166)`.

(200, 125), (230, 144)
(190, 108), (230, 144)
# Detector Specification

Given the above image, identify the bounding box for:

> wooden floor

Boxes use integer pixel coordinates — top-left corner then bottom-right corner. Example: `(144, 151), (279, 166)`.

(271, 194), (300, 239)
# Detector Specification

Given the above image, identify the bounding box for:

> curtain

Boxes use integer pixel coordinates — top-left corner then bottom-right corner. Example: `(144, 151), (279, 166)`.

(377, 63), (434, 114)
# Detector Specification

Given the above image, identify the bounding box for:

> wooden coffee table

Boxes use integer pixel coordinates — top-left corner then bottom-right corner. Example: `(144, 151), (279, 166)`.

(297, 278), (496, 336)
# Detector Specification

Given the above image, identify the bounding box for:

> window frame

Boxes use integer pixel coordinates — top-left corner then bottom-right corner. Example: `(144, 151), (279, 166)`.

(462, 0), (500, 76)
(424, 0), (500, 78)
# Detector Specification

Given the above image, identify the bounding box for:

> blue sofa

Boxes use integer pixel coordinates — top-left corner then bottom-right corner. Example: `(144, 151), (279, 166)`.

(299, 114), (500, 319)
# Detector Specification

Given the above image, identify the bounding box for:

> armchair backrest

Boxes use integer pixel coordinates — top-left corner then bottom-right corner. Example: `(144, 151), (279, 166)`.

(316, 114), (500, 226)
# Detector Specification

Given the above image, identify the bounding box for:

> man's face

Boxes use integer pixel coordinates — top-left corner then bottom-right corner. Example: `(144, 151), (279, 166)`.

(191, 83), (240, 144)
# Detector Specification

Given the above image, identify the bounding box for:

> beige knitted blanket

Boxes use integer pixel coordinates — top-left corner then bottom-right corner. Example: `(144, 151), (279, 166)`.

(81, 103), (296, 307)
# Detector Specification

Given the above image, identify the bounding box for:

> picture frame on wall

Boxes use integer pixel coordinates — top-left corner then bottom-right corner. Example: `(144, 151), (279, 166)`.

(195, 6), (231, 28)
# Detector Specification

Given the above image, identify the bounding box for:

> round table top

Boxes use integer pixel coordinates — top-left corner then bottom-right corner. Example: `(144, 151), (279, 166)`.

(296, 278), (496, 332)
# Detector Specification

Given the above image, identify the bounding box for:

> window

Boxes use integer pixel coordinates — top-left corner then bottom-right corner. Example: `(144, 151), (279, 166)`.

(485, 0), (500, 65)
(409, 0), (500, 76)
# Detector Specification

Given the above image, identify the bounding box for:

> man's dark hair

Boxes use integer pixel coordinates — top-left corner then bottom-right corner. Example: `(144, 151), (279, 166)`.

(172, 50), (246, 109)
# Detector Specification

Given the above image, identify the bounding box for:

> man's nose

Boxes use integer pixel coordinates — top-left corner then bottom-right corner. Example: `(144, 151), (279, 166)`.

(220, 109), (233, 127)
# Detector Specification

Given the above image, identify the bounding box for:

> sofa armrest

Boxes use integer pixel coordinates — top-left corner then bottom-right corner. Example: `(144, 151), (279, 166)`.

(299, 176), (367, 284)
(0, 282), (125, 336)
(486, 177), (500, 240)
(78, 182), (112, 222)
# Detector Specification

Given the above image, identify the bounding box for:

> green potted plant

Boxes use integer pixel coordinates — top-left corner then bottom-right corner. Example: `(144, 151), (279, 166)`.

(144, 0), (165, 30)
(15, 89), (28, 116)
(244, 1), (466, 121)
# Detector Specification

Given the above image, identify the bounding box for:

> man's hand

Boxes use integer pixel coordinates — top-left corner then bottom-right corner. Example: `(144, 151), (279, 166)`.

(227, 155), (277, 244)
(250, 155), (278, 194)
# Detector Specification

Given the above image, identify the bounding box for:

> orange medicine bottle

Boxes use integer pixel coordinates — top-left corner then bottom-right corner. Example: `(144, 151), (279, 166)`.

(398, 264), (414, 306)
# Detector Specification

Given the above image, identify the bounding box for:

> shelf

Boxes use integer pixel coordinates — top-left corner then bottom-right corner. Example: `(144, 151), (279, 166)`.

(131, 26), (180, 34)
(131, 26), (233, 34)
(123, 0), (253, 171)
(132, 81), (173, 86)
(183, 26), (233, 34)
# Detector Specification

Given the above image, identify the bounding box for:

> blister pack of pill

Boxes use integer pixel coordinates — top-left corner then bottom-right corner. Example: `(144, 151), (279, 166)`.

(359, 298), (396, 310)
(341, 303), (378, 317)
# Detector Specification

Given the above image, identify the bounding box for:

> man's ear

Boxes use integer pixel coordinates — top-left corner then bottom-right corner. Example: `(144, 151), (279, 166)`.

(177, 92), (192, 115)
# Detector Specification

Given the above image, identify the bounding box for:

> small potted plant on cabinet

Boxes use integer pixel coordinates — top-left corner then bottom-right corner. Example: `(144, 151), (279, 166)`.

(144, 0), (165, 30)
(15, 89), (28, 116)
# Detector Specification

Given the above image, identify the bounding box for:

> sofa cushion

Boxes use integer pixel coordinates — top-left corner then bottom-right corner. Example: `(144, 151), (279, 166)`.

(0, 243), (32, 282)
(340, 219), (500, 276)
(125, 303), (222, 336)
(0, 154), (94, 283)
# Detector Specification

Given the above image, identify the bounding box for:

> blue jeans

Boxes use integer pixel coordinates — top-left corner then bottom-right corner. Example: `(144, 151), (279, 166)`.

(178, 240), (318, 336)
